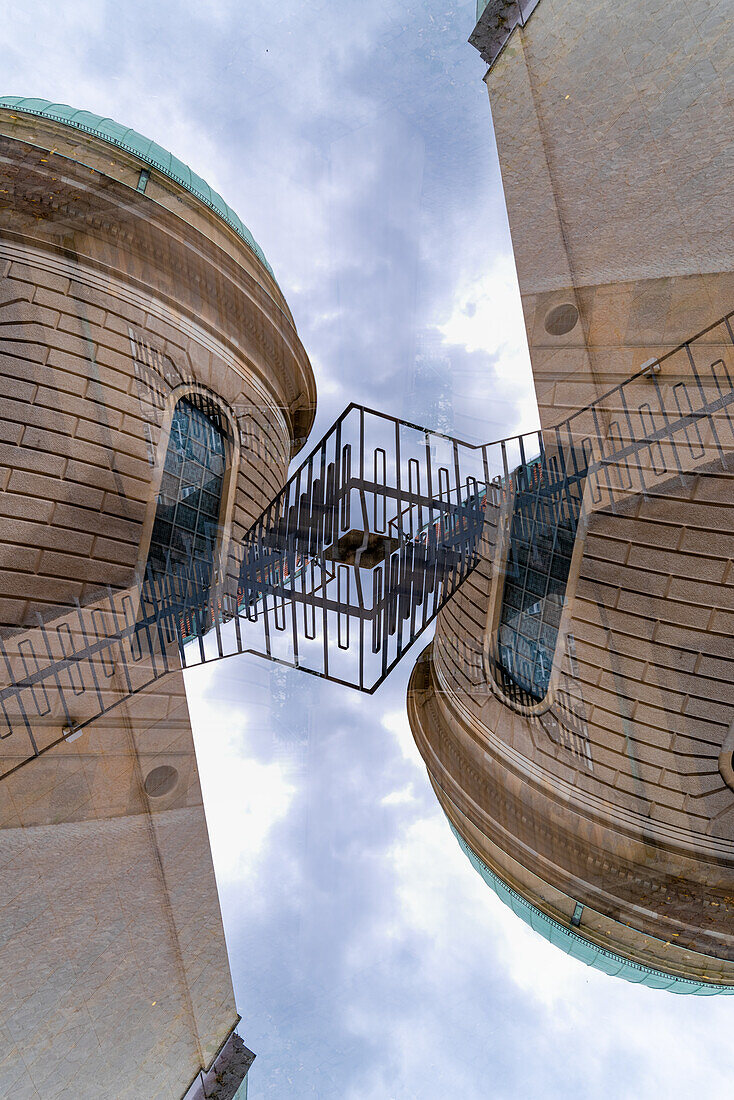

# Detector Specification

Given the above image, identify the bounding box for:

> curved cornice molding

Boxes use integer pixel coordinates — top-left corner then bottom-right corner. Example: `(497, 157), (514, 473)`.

(0, 131), (316, 452)
(407, 644), (734, 974)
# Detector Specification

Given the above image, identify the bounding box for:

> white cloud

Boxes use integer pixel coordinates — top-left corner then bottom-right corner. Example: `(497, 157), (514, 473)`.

(381, 707), (426, 772)
(7, 2), (733, 1093)
(380, 783), (416, 806)
(353, 797), (734, 1097)
(436, 253), (540, 438)
(185, 664), (295, 884)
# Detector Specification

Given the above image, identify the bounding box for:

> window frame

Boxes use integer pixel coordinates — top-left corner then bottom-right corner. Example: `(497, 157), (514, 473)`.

(483, 465), (590, 717)
(136, 382), (241, 609)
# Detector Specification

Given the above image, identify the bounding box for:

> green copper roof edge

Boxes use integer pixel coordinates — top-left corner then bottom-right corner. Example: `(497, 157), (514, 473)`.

(448, 821), (734, 995)
(0, 97), (274, 277)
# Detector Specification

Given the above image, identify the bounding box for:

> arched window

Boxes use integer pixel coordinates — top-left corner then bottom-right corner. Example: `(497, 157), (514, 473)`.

(489, 447), (586, 707)
(146, 393), (233, 607)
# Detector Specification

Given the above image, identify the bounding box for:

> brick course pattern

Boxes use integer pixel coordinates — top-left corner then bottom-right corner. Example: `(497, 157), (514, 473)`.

(0, 110), (315, 1096)
(407, 0), (734, 990)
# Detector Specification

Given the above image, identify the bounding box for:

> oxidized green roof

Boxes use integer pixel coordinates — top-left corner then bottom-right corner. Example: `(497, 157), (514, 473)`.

(0, 96), (272, 275)
(449, 822), (734, 996)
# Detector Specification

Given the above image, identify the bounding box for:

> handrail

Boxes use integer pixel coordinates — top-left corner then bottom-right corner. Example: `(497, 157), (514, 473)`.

(0, 310), (732, 779)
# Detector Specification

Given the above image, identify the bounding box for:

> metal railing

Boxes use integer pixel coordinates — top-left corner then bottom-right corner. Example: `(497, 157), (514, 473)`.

(485, 311), (734, 706)
(0, 312), (732, 778)
(229, 405), (492, 691)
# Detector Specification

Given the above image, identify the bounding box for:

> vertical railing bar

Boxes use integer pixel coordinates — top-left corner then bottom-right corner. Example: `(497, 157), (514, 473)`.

(56, 619), (87, 689)
(649, 368), (684, 477)
(74, 599), (106, 716)
(333, 417), (343, 546)
(259, 508), (273, 660)
(619, 387), (648, 496)
(107, 588), (133, 694)
(590, 401), (617, 510)
(684, 341), (723, 458)
(18, 637), (51, 716)
(140, 567), (163, 677)
(481, 442), (490, 499)
(395, 418), (402, 543)
(194, 564), (207, 664)
(673, 381), (706, 460)
(35, 613), (73, 730)
(553, 426), (577, 536)
(318, 440), (328, 553)
(452, 438), (464, 594)
(291, 462), (306, 666)
(0, 636), (38, 753)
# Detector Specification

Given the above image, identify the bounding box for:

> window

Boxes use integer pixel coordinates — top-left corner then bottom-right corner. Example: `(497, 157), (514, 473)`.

(489, 448), (586, 706)
(146, 393), (232, 607)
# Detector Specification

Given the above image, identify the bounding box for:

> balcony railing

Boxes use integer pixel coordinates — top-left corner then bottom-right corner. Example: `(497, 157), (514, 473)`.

(0, 311), (732, 778)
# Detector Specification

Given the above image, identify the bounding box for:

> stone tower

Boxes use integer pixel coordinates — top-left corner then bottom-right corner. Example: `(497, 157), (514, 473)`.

(0, 99), (315, 1096)
(407, 1), (734, 992)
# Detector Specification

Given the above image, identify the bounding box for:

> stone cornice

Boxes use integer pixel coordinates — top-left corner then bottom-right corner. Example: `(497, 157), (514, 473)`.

(0, 130), (316, 455)
(407, 644), (734, 969)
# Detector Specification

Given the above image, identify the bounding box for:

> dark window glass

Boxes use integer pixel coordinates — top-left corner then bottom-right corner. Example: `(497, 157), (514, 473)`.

(146, 397), (231, 610)
(490, 449), (586, 705)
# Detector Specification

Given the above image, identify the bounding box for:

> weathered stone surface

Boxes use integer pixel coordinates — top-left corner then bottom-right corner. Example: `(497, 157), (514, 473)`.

(411, 0), (734, 991)
(0, 108), (314, 1096)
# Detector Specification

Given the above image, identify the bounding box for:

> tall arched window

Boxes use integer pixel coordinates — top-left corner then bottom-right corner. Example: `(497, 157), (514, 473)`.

(146, 393), (233, 607)
(489, 447), (586, 707)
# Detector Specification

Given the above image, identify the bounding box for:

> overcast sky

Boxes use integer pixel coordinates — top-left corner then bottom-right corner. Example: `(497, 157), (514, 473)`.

(4, 1), (733, 1096)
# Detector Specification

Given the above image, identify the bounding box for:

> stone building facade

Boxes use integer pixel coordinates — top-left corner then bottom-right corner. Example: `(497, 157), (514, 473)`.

(0, 99), (315, 1096)
(408, 0), (734, 991)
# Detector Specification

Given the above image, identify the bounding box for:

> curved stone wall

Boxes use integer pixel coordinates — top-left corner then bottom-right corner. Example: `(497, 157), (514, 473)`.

(433, 0), (734, 991)
(0, 110), (316, 1096)
(407, 458), (734, 989)
(0, 113), (315, 629)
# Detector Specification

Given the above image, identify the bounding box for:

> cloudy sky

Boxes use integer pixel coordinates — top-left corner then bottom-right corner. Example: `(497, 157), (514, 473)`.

(5, 1), (733, 1095)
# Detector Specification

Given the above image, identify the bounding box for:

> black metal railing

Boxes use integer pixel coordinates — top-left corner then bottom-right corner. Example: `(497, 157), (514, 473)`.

(227, 405), (493, 691)
(485, 310), (734, 707)
(0, 311), (732, 777)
